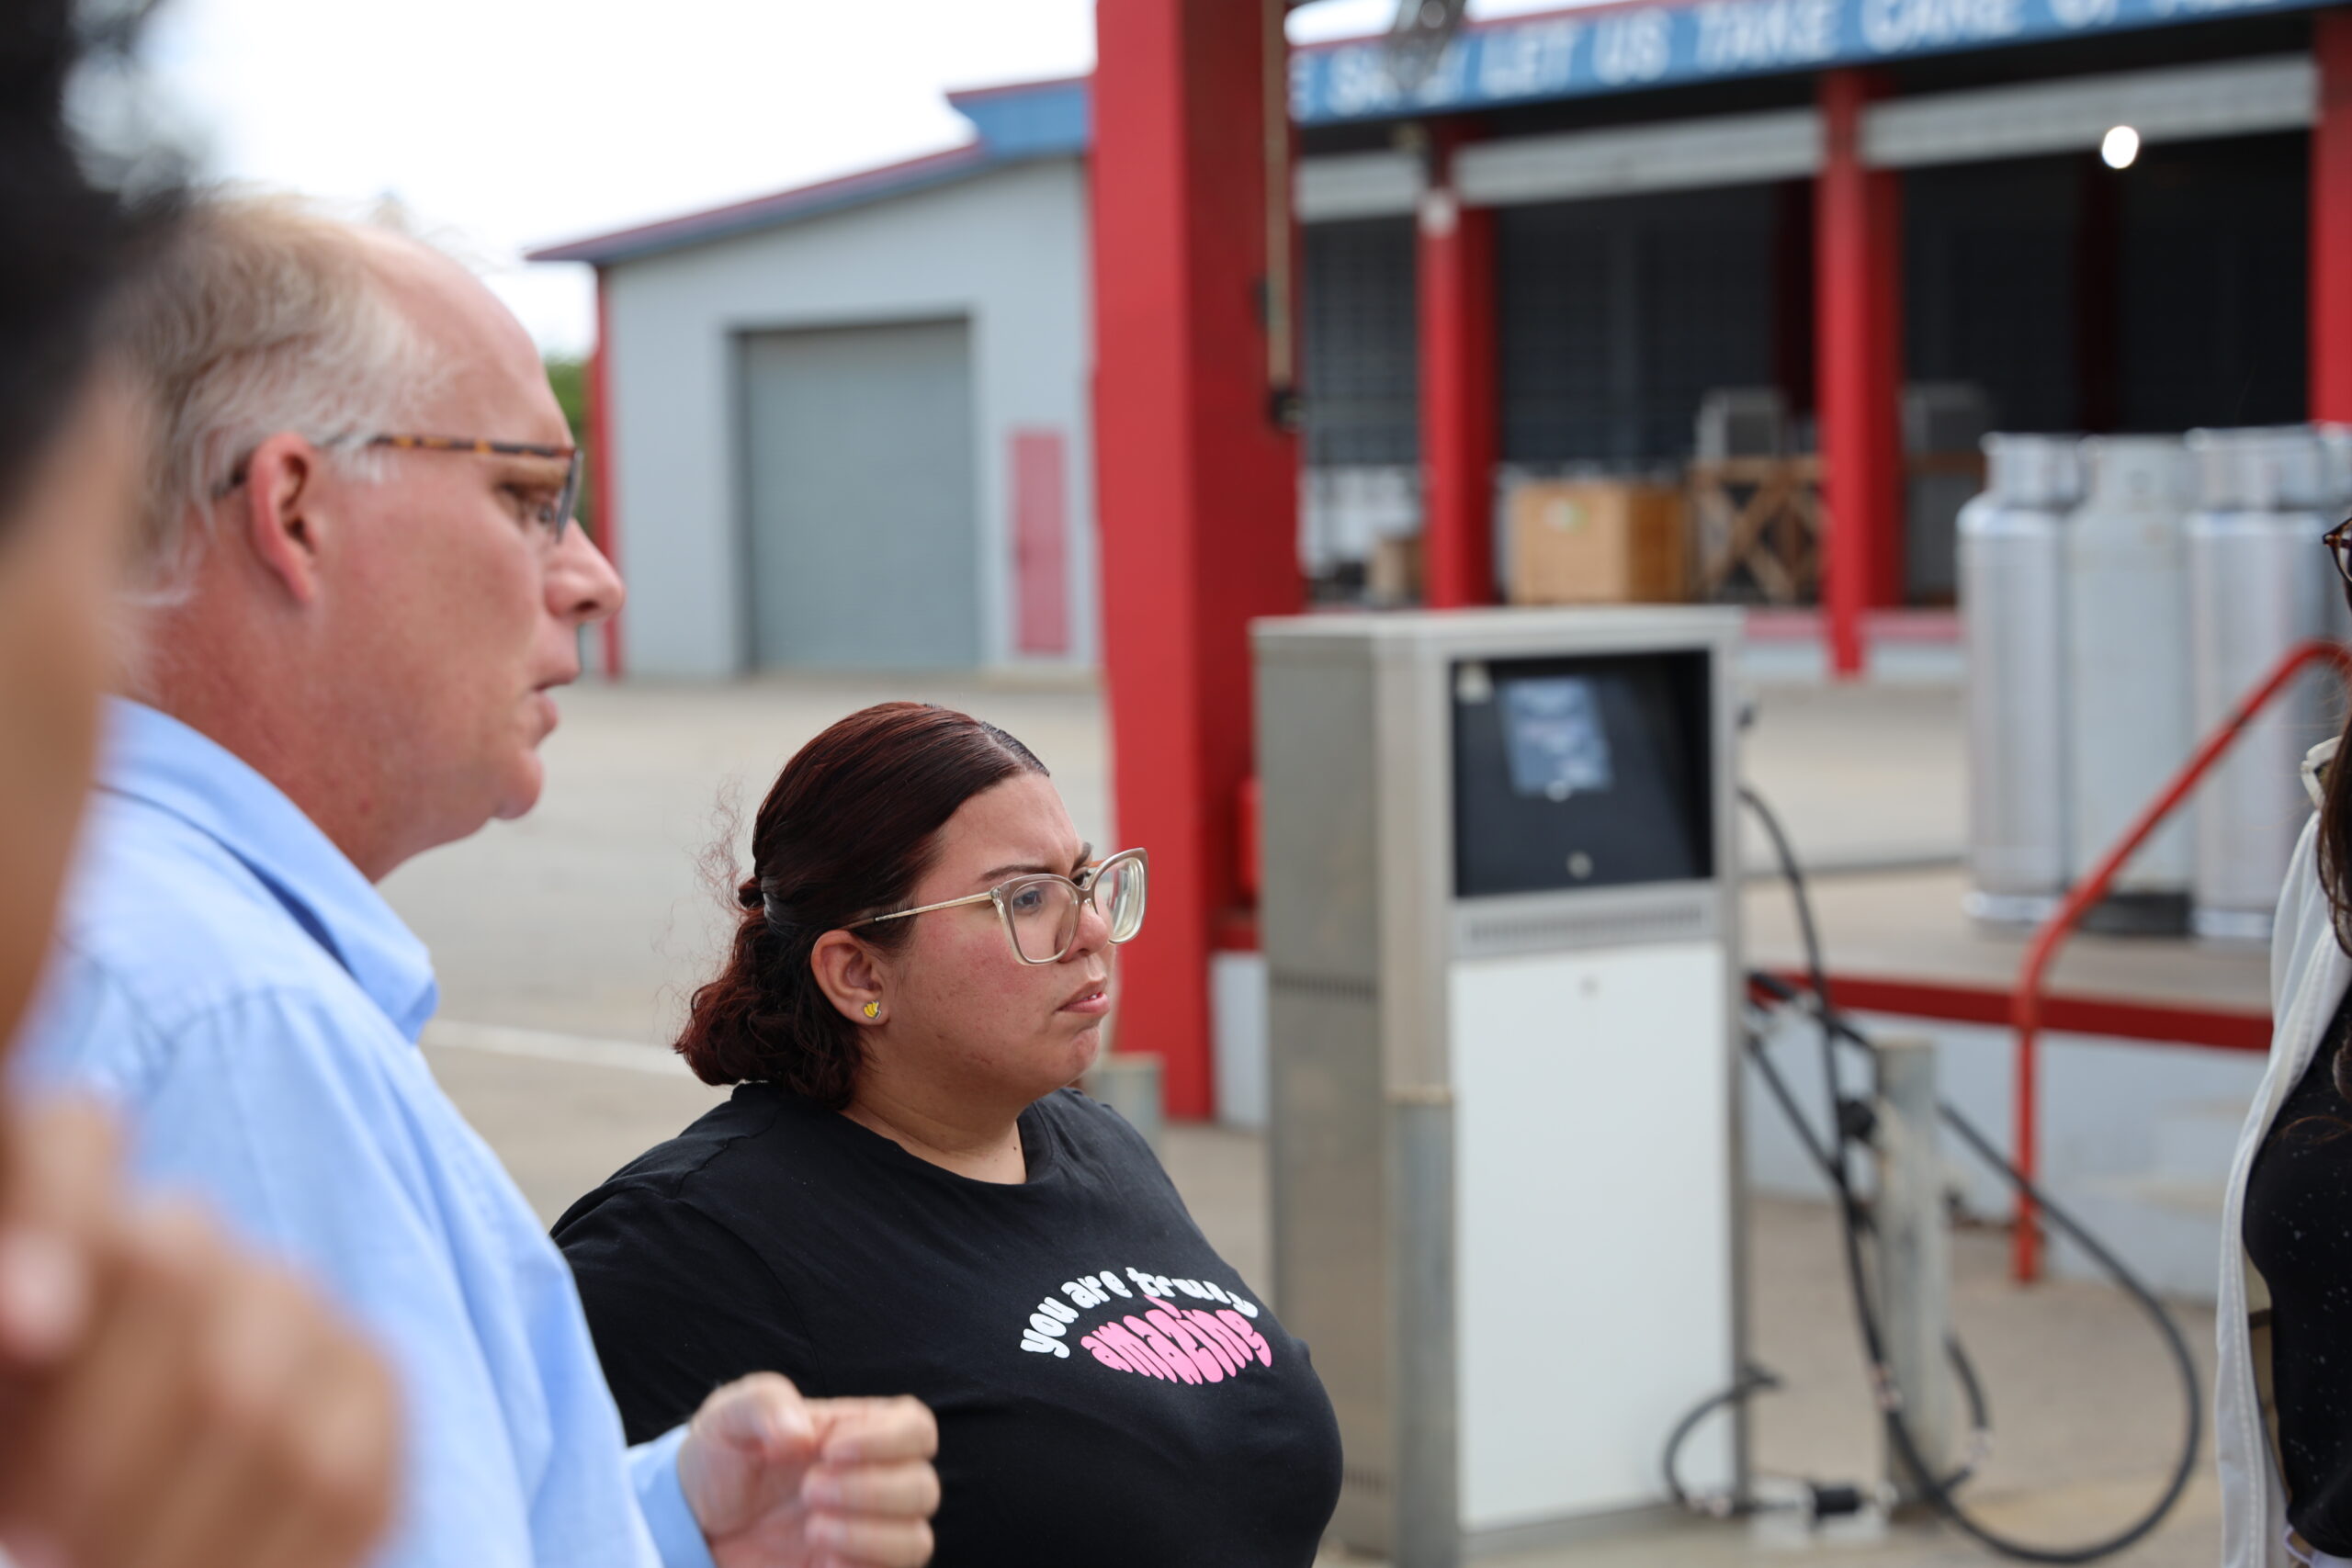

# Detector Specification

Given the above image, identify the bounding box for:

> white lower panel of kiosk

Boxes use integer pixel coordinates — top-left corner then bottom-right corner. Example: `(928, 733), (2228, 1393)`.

(1451, 942), (1736, 1533)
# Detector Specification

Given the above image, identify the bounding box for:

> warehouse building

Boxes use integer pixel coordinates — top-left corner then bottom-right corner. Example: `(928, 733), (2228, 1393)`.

(533, 82), (1094, 677)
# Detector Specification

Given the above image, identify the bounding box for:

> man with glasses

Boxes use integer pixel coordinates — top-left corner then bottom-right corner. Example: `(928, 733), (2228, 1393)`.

(20, 195), (940, 1568)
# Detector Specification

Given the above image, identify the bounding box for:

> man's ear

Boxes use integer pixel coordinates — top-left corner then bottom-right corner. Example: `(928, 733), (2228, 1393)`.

(808, 930), (888, 1027)
(233, 432), (329, 605)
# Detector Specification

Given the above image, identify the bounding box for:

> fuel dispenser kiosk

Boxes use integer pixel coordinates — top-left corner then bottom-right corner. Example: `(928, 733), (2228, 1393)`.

(1254, 607), (1745, 1566)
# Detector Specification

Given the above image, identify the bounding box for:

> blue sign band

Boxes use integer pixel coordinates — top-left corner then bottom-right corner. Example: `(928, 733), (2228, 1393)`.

(1291, 0), (2335, 123)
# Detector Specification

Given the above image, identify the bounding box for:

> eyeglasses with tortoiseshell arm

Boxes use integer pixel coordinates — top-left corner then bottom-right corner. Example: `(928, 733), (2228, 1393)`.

(368, 434), (582, 541)
(216, 434), (584, 541)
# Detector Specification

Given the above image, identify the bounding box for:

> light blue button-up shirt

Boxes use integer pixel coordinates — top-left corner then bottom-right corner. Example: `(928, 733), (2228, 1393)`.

(19, 700), (716, 1568)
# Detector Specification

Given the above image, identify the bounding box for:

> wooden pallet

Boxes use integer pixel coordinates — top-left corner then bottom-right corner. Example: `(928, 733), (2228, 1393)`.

(1689, 456), (1823, 604)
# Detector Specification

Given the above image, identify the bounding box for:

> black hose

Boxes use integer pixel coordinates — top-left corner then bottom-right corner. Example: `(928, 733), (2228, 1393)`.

(1663, 994), (2005, 1515)
(1737, 789), (2204, 1563)
(1663, 1363), (1781, 1515)
(1739, 1011), (1995, 1470)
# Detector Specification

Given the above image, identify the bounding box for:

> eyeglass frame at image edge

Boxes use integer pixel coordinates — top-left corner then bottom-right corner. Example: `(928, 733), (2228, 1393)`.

(2325, 516), (2352, 606)
(849, 849), (1150, 965)
(217, 434), (583, 538)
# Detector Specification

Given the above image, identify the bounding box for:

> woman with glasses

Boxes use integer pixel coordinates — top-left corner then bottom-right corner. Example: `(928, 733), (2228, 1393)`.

(2220, 523), (2352, 1568)
(556, 701), (1342, 1567)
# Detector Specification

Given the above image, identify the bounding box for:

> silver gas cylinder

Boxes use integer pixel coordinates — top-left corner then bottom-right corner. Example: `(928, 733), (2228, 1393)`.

(1959, 435), (2083, 927)
(2188, 426), (2343, 942)
(2066, 436), (2195, 933)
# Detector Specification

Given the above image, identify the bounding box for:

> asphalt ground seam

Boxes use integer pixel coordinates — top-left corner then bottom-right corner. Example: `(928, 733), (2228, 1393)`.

(421, 1019), (692, 1077)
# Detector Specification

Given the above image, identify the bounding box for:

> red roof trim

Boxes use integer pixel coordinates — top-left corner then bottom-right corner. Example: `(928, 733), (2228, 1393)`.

(526, 141), (994, 265)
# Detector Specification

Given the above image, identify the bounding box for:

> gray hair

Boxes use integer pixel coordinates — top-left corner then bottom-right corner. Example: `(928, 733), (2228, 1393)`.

(113, 192), (447, 599)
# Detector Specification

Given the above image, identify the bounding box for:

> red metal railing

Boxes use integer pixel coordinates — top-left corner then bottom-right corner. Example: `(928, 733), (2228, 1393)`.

(2011, 638), (2352, 1282)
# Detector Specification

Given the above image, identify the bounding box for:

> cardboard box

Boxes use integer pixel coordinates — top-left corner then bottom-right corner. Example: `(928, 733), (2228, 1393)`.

(1506, 479), (1689, 605)
(1366, 533), (1422, 605)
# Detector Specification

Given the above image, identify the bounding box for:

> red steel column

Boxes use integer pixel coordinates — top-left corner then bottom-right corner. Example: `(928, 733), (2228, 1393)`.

(1815, 70), (1905, 678)
(590, 269), (624, 679)
(1092, 0), (1301, 1117)
(1419, 127), (1498, 608)
(2312, 10), (2352, 423)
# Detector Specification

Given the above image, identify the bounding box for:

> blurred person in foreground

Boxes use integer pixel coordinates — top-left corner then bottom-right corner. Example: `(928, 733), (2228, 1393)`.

(557, 702), (1343, 1567)
(0, 4), (401, 1566)
(2221, 524), (2352, 1568)
(17, 190), (939, 1568)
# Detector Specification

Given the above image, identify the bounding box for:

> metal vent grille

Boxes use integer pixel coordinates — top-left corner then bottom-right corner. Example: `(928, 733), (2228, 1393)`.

(1498, 186), (1775, 466)
(1270, 970), (1380, 1005)
(1302, 218), (1419, 466)
(1458, 898), (1712, 956)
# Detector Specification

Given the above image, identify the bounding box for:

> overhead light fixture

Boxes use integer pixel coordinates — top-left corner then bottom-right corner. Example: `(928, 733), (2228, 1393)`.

(1385, 0), (1466, 91)
(2101, 125), (2142, 170)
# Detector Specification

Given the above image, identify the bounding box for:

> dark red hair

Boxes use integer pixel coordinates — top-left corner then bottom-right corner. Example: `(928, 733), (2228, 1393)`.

(675, 701), (1048, 1105)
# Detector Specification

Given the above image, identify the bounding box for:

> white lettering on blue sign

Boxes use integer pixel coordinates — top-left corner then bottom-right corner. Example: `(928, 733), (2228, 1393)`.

(1860, 0), (2023, 52)
(1325, 43), (1400, 118)
(1593, 8), (1675, 84)
(1309, 36), (1478, 118)
(1287, 0), (2318, 122)
(1477, 17), (1588, 100)
(1288, 51), (1318, 116)
(1694, 0), (1842, 72)
(1408, 41), (1476, 107)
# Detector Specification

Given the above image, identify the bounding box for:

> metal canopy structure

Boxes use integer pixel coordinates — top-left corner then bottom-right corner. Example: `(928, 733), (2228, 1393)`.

(1091, 0), (2352, 1116)
(538, 0), (2352, 1116)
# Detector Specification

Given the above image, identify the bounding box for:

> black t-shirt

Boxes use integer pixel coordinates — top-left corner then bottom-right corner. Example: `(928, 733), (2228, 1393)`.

(553, 1084), (1343, 1567)
(2245, 989), (2352, 1555)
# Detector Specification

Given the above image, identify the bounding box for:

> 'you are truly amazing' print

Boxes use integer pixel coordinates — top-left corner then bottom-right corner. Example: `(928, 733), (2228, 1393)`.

(1015, 1266), (1274, 1385)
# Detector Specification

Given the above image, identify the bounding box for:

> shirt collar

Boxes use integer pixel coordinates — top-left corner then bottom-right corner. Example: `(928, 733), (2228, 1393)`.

(2307, 738), (2340, 811)
(96, 698), (440, 1042)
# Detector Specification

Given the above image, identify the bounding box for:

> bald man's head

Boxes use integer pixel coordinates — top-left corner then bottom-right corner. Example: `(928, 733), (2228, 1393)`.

(110, 195), (471, 596)
(110, 190), (621, 879)
(347, 225), (565, 479)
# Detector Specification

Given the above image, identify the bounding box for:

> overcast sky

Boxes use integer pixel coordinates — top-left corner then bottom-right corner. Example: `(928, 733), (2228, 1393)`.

(138, 0), (1575, 355)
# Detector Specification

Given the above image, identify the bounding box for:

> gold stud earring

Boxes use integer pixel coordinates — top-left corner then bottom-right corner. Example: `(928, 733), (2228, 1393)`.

(863, 1001), (881, 1021)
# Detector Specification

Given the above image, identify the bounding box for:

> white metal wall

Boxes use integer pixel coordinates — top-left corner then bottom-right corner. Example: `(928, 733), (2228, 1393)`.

(601, 156), (1094, 678)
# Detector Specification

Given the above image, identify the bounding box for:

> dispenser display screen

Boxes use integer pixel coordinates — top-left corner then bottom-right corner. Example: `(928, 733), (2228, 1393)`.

(1452, 650), (1713, 897)
(1501, 678), (1614, 799)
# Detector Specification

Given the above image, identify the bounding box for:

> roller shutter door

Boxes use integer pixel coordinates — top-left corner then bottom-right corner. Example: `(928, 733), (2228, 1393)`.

(740, 319), (979, 671)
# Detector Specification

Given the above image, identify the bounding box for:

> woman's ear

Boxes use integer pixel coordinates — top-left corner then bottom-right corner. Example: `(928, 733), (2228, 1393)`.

(808, 930), (888, 1026)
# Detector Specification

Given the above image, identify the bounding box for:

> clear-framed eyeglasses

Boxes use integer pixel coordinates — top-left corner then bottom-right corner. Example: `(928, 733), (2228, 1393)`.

(852, 849), (1148, 965)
